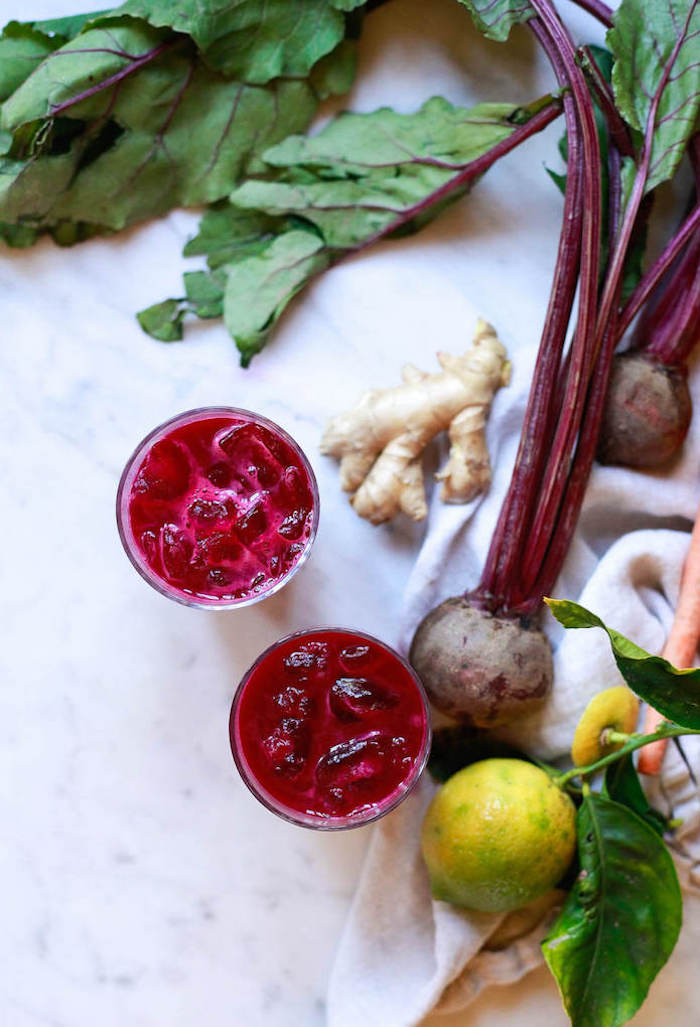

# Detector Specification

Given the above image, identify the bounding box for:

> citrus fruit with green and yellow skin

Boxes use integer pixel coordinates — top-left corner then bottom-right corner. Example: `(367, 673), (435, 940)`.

(571, 685), (639, 767)
(421, 758), (576, 913)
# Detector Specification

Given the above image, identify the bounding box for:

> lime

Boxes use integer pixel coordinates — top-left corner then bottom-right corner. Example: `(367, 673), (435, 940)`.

(571, 686), (639, 767)
(421, 758), (576, 913)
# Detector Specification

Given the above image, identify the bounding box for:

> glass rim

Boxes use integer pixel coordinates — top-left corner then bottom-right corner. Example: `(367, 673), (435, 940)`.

(116, 406), (320, 609)
(229, 626), (433, 831)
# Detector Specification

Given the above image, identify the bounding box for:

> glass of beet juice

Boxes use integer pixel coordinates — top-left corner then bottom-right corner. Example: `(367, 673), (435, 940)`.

(116, 407), (319, 608)
(230, 629), (432, 829)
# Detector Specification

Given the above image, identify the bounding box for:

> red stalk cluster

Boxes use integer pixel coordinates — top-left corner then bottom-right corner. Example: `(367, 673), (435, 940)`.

(642, 138), (700, 369)
(469, 0), (699, 618)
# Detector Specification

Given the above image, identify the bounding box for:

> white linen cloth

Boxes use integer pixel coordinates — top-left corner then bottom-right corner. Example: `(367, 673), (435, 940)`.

(327, 334), (700, 1027)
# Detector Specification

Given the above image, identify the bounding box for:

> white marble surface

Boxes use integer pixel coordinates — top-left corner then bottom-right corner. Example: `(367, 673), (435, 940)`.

(2, 1), (697, 1025)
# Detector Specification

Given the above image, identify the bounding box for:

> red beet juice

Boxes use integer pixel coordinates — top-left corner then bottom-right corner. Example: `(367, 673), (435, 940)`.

(116, 408), (319, 607)
(230, 629), (431, 829)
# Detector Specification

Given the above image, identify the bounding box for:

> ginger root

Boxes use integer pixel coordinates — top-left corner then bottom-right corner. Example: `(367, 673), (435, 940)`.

(320, 319), (510, 524)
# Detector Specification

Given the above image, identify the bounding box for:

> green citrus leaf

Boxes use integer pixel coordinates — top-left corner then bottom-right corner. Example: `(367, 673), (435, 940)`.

(543, 793), (681, 1027)
(608, 0), (700, 193)
(602, 754), (668, 836)
(546, 598), (700, 729)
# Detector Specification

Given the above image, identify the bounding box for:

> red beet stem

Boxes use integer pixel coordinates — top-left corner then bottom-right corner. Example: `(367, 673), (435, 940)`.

(607, 144), (622, 245)
(619, 204), (700, 338)
(644, 234), (700, 366)
(476, 4), (604, 612)
(640, 138), (700, 367)
(510, 1), (602, 598)
(476, 22), (584, 603)
(518, 1), (696, 609)
(516, 317), (620, 614)
(577, 46), (635, 159)
(572, 0), (614, 28)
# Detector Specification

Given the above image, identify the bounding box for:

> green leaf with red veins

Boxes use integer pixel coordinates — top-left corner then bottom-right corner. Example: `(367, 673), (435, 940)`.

(31, 12), (106, 37)
(0, 18), (339, 240)
(260, 96), (529, 173)
(100, 0), (354, 82)
(228, 98), (538, 250)
(1, 19), (171, 130)
(0, 12), (105, 103)
(138, 204), (295, 348)
(308, 39), (357, 100)
(140, 95), (553, 360)
(183, 269), (228, 318)
(543, 793), (681, 1027)
(0, 23), (69, 102)
(608, 0), (700, 193)
(456, 0), (534, 42)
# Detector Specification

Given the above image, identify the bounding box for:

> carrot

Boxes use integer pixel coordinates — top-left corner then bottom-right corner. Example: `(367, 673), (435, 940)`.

(639, 503), (700, 775)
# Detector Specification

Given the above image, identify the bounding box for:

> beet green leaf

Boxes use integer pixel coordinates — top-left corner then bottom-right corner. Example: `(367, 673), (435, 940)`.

(456, 0), (534, 42)
(140, 96), (554, 362)
(0, 12), (105, 96)
(0, 18), (352, 245)
(102, 0), (362, 83)
(0, 16), (98, 102)
(608, 0), (700, 193)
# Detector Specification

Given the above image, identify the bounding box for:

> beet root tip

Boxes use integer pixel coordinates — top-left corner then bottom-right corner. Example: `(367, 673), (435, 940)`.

(409, 598), (553, 727)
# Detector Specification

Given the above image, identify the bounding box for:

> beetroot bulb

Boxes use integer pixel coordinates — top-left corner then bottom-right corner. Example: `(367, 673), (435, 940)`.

(597, 353), (693, 468)
(409, 600), (552, 727)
